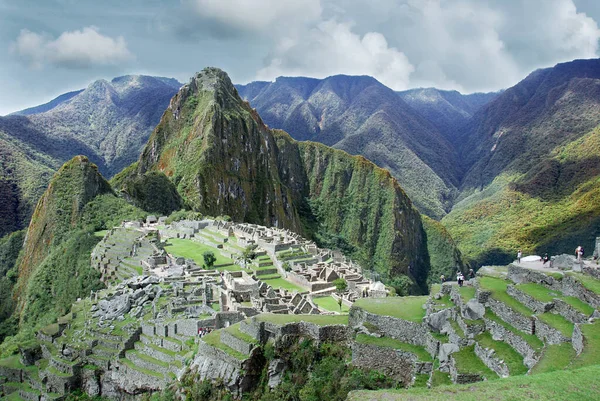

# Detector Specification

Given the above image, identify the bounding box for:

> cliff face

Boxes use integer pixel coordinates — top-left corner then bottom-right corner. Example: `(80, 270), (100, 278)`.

(117, 68), (429, 287)
(14, 156), (112, 312)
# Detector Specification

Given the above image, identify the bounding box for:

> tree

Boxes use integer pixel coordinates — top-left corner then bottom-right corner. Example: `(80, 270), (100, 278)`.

(337, 297), (343, 311)
(333, 278), (347, 293)
(203, 251), (216, 269)
(241, 244), (258, 268)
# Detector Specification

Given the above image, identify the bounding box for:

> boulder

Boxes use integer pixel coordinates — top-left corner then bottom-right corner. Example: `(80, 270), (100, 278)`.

(463, 299), (485, 320)
(438, 343), (459, 362)
(551, 254), (576, 270)
(426, 309), (452, 332)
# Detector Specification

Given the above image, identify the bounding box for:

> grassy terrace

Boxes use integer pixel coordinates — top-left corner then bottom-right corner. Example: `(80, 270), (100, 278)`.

(255, 313), (348, 326)
(353, 296), (428, 322)
(484, 310), (544, 351)
(537, 313), (574, 337)
(531, 343), (575, 374)
(313, 296), (350, 313)
(567, 272), (600, 294)
(452, 345), (497, 378)
(201, 331), (247, 360)
(348, 364), (600, 401)
(478, 276), (533, 316)
(119, 357), (164, 378)
(572, 320), (600, 369)
(164, 238), (233, 266)
(517, 283), (595, 315)
(224, 323), (257, 345)
(459, 286), (476, 303)
(476, 331), (527, 375)
(355, 334), (431, 361)
(262, 277), (306, 292)
(0, 355), (25, 369)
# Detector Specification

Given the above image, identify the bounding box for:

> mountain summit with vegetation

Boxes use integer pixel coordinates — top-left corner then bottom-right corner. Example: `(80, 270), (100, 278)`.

(0, 75), (181, 239)
(114, 67), (458, 291)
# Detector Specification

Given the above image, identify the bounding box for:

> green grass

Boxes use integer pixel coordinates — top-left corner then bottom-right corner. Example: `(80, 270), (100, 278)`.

(46, 366), (73, 378)
(459, 286), (476, 303)
(430, 370), (452, 387)
(561, 296), (595, 316)
(126, 350), (169, 368)
(355, 334), (431, 361)
(413, 373), (429, 388)
(262, 277), (306, 292)
(484, 310), (544, 351)
(164, 238), (233, 267)
(567, 272), (600, 294)
(531, 343), (576, 374)
(120, 357), (164, 378)
(258, 273), (282, 280)
(479, 276), (533, 316)
(452, 345), (497, 378)
(449, 319), (465, 337)
(255, 313), (349, 326)
(571, 321), (600, 368)
(201, 331), (247, 360)
(537, 313), (574, 337)
(517, 283), (560, 302)
(348, 364), (600, 401)
(224, 323), (257, 344)
(0, 355), (24, 369)
(93, 230), (109, 238)
(353, 296), (428, 322)
(476, 331), (527, 375)
(313, 296), (350, 313)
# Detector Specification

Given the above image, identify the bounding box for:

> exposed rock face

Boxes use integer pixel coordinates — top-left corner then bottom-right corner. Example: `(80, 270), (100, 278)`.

(116, 68), (429, 287)
(14, 156), (113, 313)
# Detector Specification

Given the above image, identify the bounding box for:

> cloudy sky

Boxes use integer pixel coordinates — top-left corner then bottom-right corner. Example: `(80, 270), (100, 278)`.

(1, 0), (600, 115)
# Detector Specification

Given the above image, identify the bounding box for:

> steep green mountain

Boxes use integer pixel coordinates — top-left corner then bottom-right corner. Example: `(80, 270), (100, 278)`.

(397, 88), (499, 143)
(236, 76), (462, 220)
(0, 131), (57, 238)
(116, 68), (431, 288)
(0, 75), (180, 239)
(444, 59), (600, 264)
(12, 156), (144, 330)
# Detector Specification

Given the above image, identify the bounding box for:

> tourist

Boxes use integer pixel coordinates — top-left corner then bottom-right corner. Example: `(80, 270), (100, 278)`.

(468, 268), (475, 279)
(440, 274), (445, 285)
(578, 246), (584, 263)
(517, 250), (522, 263)
(542, 253), (549, 266)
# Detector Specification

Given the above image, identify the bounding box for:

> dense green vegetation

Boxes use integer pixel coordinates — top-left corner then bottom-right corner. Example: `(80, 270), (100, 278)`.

(421, 216), (465, 284)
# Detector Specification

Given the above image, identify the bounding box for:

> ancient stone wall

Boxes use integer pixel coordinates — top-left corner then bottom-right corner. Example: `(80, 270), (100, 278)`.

(506, 285), (553, 313)
(349, 307), (430, 347)
(483, 317), (539, 368)
(474, 342), (509, 377)
(572, 324), (584, 355)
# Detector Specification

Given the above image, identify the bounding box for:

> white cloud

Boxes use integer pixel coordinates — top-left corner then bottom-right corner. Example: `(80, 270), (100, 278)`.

(11, 26), (133, 69)
(256, 20), (415, 90)
(185, 0), (321, 34)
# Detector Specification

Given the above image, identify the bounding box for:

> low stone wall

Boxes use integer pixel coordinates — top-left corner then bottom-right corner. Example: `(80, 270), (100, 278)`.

(507, 265), (561, 290)
(0, 365), (23, 382)
(486, 298), (534, 334)
(349, 307), (430, 347)
(507, 285), (553, 313)
(126, 352), (173, 377)
(215, 312), (245, 329)
(110, 360), (166, 394)
(474, 342), (509, 377)
(560, 276), (600, 308)
(448, 356), (483, 384)
(240, 320), (265, 342)
(483, 317), (540, 368)
(351, 342), (432, 386)
(553, 299), (589, 324)
(221, 331), (254, 355)
(572, 324), (584, 355)
(582, 266), (600, 281)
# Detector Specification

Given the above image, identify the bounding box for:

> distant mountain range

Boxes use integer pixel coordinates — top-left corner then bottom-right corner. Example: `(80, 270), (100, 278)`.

(236, 77), (496, 220)
(3, 59), (600, 268)
(0, 75), (181, 237)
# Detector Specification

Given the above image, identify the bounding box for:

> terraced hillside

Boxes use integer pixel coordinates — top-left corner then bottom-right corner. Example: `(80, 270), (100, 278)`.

(4, 250), (600, 400)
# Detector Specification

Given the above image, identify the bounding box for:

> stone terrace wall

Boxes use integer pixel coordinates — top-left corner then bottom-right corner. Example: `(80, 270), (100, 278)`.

(351, 342), (432, 385)
(483, 317), (540, 368)
(572, 324), (584, 355)
(506, 285), (553, 313)
(507, 265), (562, 291)
(532, 317), (570, 345)
(349, 307), (430, 347)
(486, 298), (534, 334)
(474, 342), (509, 378)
